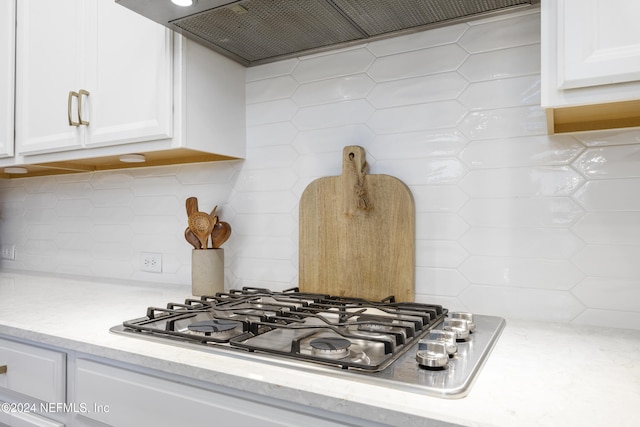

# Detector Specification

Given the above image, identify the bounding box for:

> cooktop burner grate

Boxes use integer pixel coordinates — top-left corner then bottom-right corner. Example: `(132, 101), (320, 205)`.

(119, 287), (445, 371)
(111, 287), (505, 398)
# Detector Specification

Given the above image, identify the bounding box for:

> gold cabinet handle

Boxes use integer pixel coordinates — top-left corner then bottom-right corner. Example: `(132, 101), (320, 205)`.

(0, 365), (6, 374)
(68, 91), (80, 126)
(78, 89), (90, 125)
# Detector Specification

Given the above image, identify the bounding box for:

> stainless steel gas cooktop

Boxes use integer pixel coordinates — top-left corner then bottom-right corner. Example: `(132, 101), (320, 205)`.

(110, 287), (505, 398)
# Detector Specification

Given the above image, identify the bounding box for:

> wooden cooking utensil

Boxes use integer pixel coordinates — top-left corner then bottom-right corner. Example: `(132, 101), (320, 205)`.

(188, 212), (215, 249)
(299, 145), (415, 302)
(211, 221), (231, 248)
(184, 227), (201, 249)
(186, 197), (199, 217)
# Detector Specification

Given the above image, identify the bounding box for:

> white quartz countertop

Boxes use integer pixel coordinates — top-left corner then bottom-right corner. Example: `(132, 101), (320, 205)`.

(1, 271), (639, 427)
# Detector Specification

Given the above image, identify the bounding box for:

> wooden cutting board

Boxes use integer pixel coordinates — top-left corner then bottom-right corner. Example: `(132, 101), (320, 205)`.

(299, 146), (415, 302)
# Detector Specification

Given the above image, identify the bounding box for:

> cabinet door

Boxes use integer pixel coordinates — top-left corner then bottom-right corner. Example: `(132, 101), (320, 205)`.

(0, 338), (66, 403)
(15, 0), (171, 157)
(0, 0), (15, 158)
(84, 0), (173, 148)
(0, 406), (65, 427)
(75, 358), (351, 427)
(558, 0), (640, 89)
(15, 0), (86, 155)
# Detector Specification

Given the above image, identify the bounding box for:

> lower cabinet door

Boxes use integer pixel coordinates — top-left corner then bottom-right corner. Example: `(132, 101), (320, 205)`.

(0, 405), (64, 427)
(74, 358), (347, 427)
(0, 338), (66, 403)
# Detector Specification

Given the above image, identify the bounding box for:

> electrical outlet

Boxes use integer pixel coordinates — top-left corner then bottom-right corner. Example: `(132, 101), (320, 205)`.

(140, 252), (162, 273)
(1, 244), (15, 260)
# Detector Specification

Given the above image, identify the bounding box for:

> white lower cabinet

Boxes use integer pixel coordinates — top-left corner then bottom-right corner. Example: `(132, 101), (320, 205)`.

(0, 337), (66, 427)
(1, 336), (379, 427)
(73, 358), (351, 427)
(0, 338), (66, 404)
(0, 410), (65, 427)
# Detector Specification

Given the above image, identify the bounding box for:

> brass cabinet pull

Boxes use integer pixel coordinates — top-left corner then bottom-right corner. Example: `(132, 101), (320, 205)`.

(68, 91), (80, 126)
(0, 365), (6, 374)
(78, 89), (90, 125)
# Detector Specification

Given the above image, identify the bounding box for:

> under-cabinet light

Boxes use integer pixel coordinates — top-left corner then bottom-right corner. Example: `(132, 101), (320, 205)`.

(119, 154), (146, 163)
(4, 167), (28, 174)
(171, 0), (195, 6)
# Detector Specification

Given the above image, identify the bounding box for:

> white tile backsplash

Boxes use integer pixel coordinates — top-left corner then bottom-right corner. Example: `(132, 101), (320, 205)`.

(293, 99), (374, 130)
(458, 166), (584, 197)
(459, 135), (584, 168)
(459, 256), (584, 290)
(459, 228), (584, 259)
(3, 9), (640, 330)
(573, 277), (640, 312)
(458, 44), (541, 81)
(459, 12), (541, 52)
(459, 106), (548, 139)
(376, 157), (467, 185)
(459, 286), (584, 322)
(291, 47), (375, 83)
(368, 100), (467, 134)
(292, 74), (375, 107)
(367, 44), (469, 81)
(573, 145), (640, 178)
(366, 24), (467, 56)
(574, 128), (640, 147)
(573, 212), (640, 245)
(459, 198), (584, 228)
(458, 75), (541, 110)
(368, 72), (468, 108)
(573, 179), (640, 211)
(412, 185), (469, 213)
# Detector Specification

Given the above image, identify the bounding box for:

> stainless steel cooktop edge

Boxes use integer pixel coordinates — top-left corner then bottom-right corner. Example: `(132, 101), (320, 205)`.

(110, 315), (505, 399)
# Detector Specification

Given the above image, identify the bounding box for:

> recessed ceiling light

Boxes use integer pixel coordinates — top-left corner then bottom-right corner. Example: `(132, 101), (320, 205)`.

(171, 0), (196, 6)
(119, 154), (146, 163)
(4, 167), (28, 174)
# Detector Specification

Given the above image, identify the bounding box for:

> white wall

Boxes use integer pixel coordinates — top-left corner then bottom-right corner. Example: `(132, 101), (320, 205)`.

(2, 10), (640, 329)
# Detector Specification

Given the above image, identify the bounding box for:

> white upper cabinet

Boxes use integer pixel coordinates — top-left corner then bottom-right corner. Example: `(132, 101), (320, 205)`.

(15, 0), (172, 155)
(558, 0), (640, 90)
(8, 0), (244, 177)
(542, 0), (640, 133)
(85, 0), (173, 149)
(0, 0), (14, 159)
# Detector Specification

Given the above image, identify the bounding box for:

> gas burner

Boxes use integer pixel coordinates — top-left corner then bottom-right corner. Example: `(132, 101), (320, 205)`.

(310, 337), (351, 359)
(187, 319), (238, 338)
(356, 315), (395, 333)
(357, 322), (394, 333)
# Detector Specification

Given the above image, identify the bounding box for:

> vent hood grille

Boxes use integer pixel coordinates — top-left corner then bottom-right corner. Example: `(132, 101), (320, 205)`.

(117, 0), (538, 66)
(173, 1), (365, 64)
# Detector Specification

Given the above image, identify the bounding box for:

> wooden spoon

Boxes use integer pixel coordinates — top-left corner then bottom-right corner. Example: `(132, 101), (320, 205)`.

(184, 227), (201, 249)
(186, 197), (199, 217)
(188, 212), (214, 249)
(211, 221), (231, 248)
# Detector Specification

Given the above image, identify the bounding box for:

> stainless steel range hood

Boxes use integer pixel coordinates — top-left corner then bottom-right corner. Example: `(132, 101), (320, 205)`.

(116, 0), (539, 67)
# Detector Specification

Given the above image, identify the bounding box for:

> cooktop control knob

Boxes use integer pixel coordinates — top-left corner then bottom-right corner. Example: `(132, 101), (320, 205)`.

(443, 318), (470, 341)
(422, 330), (457, 355)
(416, 341), (449, 369)
(449, 312), (476, 332)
